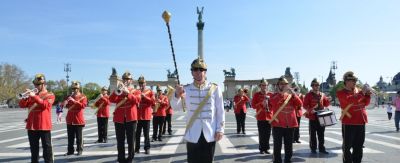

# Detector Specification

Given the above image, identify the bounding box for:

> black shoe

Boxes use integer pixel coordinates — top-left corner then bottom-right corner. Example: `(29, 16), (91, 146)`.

(103, 139), (107, 143)
(145, 150), (150, 155)
(319, 150), (329, 154)
(264, 150), (271, 154)
(284, 159), (292, 163)
(295, 140), (301, 143)
(242, 132), (246, 135)
(76, 151), (82, 156)
(168, 132), (172, 135)
(135, 150), (140, 154)
(311, 150), (317, 154)
(64, 152), (74, 156)
(126, 156), (133, 163)
(259, 150), (264, 154)
(94, 140), (102, 143)
(151, 138), (156, 142)
(158, 138), (162, 141)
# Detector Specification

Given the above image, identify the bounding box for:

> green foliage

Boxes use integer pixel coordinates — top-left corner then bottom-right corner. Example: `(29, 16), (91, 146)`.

(82, 88), (101, 101)
(53, 89), (67, 104)
(330, 81), (344, 105)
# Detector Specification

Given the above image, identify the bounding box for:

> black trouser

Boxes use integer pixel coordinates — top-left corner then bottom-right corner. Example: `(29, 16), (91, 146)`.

(186, 132), (216, 163)
(309, 119), (326, 151)
(67, 124), (84, 154)
(257, 120), (271, 152)
(162, 114), (172, 134)
(115, 121), (137, 163)
(135, 120), (150, 151)
(153, 116), (166, 140)
(293, 117), (301, 141)
(388, 112), (392, 120)
(28, 130), (53, 163)
(235, 111), (246, 133)
(272, 127), (294, 163)
(342, 124), (365, 163)
(97, 117), (108, 142)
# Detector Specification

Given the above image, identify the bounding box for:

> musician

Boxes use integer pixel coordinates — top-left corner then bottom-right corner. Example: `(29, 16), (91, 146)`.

(251, 78), (273, 154)
(234, 88), (249, 134)
(171, 58), (225, 163)
(134, 75), (154, 155)
(293, 86), (304, 144)
(94, 86), (110, 143)
(163, 89), (174, 135)
(303, 78), (330, 154)
(18, 74), (55, 163)
(337, 71), (371, 163)
(394, 91), (400, 132)
(109, 72), (141, 163)
(64, 81), (87, 156)
(152, 85), (169, 142)
(270, 76), (302, 163)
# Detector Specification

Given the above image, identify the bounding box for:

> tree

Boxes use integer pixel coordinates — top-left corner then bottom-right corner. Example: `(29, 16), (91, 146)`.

(56, 79), (67, 90)
(84, 82), (101, 91)
(330, 81), (344, 106)
(0, 63), (31, 107)
(46, 80), (57, 92)
(83, 82), (101, 101)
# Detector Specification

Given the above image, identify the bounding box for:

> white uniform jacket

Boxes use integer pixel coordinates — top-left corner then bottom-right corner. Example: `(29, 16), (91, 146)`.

(171, 82), (225, 143)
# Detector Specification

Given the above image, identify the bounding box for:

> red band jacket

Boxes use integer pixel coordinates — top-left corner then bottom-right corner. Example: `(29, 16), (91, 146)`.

(154, 94), (169, 117)
(251, 91), (273, 121)
(137, 89), (155, 120)
(65, 93), (87, 125)
(19, 91), (55, 130)
(269, 93), (303, 128)
(303, 92), (330, 120)
(94, 95), (110, 118)
(336, 88), (370, 125)
(234, 95), (249, 114)
(109, 87), (141, 123)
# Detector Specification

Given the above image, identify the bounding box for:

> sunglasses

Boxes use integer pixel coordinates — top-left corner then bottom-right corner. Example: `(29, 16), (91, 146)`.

(191, 68), (206, 72)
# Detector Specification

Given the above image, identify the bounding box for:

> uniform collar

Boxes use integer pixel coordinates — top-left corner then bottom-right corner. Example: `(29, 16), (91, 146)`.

(193, 80), (207, 89)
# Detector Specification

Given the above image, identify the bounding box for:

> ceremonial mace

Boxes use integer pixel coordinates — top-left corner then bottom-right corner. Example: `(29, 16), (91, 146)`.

(162, 10), (186, 112)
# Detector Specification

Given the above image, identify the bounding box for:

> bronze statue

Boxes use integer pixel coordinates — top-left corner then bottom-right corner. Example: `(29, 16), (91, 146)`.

(197, 7), (204, 22)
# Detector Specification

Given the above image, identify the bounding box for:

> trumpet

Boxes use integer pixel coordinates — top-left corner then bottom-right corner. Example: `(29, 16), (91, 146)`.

(362, 84), (377, 95)
(17, 88), (38, 99)
(63, 92), (76, 108)
(115, 82), (128, 95)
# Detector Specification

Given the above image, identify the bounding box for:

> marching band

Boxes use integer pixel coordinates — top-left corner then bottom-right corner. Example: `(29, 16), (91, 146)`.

(17, 67), (376, 163)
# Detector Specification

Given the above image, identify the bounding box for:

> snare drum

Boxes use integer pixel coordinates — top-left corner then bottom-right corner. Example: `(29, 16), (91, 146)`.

(316, 110), (337, 127)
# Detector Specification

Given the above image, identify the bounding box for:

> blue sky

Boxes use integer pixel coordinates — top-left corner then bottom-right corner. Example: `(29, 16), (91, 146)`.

(1, 0), (399, 89)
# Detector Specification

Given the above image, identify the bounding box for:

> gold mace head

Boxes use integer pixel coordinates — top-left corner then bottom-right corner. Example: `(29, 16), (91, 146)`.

(162, 10), (171, 23)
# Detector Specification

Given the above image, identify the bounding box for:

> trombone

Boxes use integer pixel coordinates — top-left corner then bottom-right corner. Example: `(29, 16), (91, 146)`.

(17, 88), (38, 99)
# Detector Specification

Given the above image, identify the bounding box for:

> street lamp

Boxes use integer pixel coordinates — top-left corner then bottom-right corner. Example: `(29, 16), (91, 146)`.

(64, 63), (71, 95)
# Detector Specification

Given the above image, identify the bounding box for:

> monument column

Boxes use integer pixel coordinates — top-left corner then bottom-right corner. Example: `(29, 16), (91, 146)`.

(197, 7), (205, 59)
